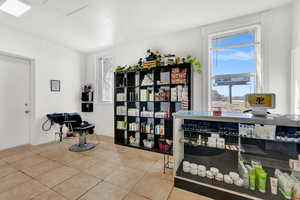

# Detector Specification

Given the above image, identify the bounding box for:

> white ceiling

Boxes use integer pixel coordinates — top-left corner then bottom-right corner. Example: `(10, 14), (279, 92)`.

(0, 0), (291, 52)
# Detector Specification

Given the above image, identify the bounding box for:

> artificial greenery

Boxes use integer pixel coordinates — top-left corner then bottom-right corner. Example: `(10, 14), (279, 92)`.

(185, 55), (202, 74)
(114, 49), (202, 74)
(115, 66), (125, 72)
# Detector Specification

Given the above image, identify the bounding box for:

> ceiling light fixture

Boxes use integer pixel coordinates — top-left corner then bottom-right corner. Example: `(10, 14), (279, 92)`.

(0, 0), (31, 17)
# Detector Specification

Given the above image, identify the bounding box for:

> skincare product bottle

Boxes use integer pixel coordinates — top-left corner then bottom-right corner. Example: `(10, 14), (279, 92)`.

(249, 170), (256, 190)
(256, 168), (267, 193)
(270, 177), (278, 195)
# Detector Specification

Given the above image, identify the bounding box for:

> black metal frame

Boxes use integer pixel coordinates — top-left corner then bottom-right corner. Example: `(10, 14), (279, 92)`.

(50, 80), (60, 92)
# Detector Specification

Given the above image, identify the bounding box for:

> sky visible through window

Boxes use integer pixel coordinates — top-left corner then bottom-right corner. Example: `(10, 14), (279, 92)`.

(211, 31), (255, 97)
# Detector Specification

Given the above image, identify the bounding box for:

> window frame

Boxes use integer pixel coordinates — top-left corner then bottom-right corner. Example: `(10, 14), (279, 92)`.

(207, 25), (262, 111)
(96, 56), (114, 104)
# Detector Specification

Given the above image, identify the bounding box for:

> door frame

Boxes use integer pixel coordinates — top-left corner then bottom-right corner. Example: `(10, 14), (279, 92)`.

(0, 51), (35, 146)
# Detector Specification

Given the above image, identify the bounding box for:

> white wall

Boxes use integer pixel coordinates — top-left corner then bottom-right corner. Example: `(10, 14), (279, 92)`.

(292, 0), (300, 49)
(84, 5), (293, 136)
(83, 28), (202, 136)
(262, 5), (292, 114)
(0, 24), (82, 145)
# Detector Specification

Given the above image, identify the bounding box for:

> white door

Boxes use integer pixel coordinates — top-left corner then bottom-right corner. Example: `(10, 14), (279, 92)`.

(0, 54), (30, 150)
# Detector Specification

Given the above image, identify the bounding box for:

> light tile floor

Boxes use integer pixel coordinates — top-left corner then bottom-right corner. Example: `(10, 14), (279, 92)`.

(0, 135), (213, 200)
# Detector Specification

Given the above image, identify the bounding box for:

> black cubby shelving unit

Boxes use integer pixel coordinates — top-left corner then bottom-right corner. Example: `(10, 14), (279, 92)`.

(81, 91), (94, 112)
(114, 63), (192, 154)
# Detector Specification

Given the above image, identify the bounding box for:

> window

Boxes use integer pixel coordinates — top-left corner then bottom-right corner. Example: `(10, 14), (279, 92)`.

(97, 57), (114, 103)
(209, 26), (261, 112)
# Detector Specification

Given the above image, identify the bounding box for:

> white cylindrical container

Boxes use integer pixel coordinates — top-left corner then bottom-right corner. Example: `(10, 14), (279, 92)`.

(183, 161), (190, 173)
(210, 167), (219, 176)
(207, 171), (214, 179)
(215, 173), (224, 181)
(190, 163), (198, 175)
(183, 161), (190, 168)
(229, 172), (239, 181)
(234, 178), (244, 187)
(224, 175), (233, 184)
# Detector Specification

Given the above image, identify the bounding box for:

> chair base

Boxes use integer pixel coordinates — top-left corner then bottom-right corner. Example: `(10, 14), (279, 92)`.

(69, 143), (96, 152)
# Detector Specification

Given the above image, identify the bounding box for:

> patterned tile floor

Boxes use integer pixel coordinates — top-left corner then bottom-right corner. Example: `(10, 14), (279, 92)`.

(0, 135), (213, 200)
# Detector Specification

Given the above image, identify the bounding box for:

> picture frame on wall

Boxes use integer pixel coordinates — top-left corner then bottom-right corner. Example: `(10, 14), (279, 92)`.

(50, 80), (60, 92)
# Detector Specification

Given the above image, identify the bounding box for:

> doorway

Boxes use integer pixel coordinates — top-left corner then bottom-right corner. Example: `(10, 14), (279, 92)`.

(0, 53), (31, 150)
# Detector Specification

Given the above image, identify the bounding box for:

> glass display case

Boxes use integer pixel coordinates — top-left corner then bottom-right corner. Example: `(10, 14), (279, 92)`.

(173, 111), (300, 200)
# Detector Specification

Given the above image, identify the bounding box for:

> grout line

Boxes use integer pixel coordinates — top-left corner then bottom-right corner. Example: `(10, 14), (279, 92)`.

(166, 186), (175, 200)
(75, 180), (103, 200)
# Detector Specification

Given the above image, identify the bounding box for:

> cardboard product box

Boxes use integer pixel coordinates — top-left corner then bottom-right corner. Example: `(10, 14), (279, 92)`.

(143, 60), (157, 68)
(171, 88), (177, 101)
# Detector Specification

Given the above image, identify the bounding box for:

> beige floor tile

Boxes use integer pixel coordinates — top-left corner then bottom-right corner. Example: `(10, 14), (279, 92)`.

(79, 147), (113, 159)
(38, 149), (69, 161)
(35, 166), (79, 188)
(61, 137), (78, 145)
(21, 160), (62, 177)
(0, 159), (8, 167)
(33, 142), (69, 154)
(138, 151), (162, 161)
(10, 155), (48, 170)
(105, 167), (145, 190)
(0, 179), (48, 200)
(53, 151), (85, 165)
(95, 142), (117, 151)
(133, 173), (173, 200)
(52, 173), (101, 200)
(123, 157), (156, 172)
(124, 193), (150, 200)
(83, 160), (120, 180)
(78, 147), (105, 157)
(1, 151), (35, 163)
(79, 182), (128, 200)
(39, 147), (85, 164)
(0, 172), (32, 193)
(0, 165), (17, 179)
(0, 145), (33, 158)
(66, 156), (100, 170)
(147, 160), (173, 182)
(32, 190), (67, 200)
(168, 188), (214, 200)
(96, 135), (114, 143)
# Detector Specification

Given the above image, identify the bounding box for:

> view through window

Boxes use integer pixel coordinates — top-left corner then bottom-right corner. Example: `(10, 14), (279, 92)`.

(209, 27), (260, 112)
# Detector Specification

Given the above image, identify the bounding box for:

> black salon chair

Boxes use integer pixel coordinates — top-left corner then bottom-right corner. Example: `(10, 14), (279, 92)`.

(44, 112), (96, 152)
(67, 113), (96, 152)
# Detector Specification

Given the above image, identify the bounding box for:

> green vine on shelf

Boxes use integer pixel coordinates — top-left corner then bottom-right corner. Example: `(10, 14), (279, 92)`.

(185, 55), (202, 74)
(115, 49), (202, 74)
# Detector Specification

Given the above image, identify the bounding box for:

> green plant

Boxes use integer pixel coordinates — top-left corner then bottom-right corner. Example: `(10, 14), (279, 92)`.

(186, 55), (202, 74)
(115, 66), (125, 72)
(138, 58), (143, 67)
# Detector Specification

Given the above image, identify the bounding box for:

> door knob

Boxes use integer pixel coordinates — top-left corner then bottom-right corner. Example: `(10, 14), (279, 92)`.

(25, 110), (30, 114)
